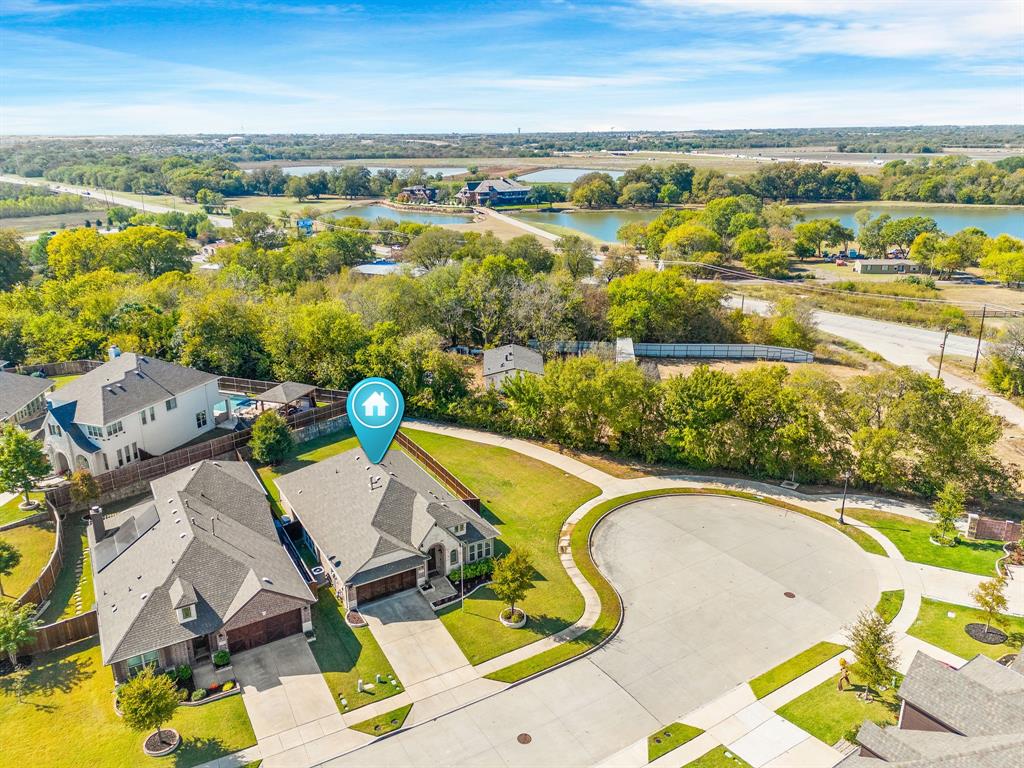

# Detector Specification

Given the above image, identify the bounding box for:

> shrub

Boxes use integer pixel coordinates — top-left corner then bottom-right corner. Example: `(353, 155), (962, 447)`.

(222, 681), (235, 692)
(177, 688), (188, 702)
(190, 688), (207, 702)
(208, 682), (220, 692)
(175, 664), (192, 681)
(213, 650), (230, 667)
(451, 557), (495, 582)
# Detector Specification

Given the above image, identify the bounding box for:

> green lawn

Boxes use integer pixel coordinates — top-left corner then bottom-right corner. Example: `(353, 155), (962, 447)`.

(406, 428), (601, 664)
(0, 521), (55, 602)
(777, 663), (900, 746)
(682, 746), (753, 768)
(50, 374), (81, 390)
(349, 703), (412, 737)
(846, 508), (1003, 576)
(907, 598), (1024, 661)
(749, 641), (847, 699)
(648, 722), (703, 762)
(39, 520), (94, 623)
(0, 639), (255, 768)
(309, 590), (403, 713)
(0, 491), (45, 527)
(874, 590), (905, 624)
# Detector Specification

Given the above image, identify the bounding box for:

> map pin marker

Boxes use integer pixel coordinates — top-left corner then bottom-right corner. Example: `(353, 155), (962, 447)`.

(346, 377), (405, 464)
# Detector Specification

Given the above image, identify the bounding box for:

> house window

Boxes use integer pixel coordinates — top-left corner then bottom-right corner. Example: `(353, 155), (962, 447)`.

(141, 409), (147, 425)
(484, 541), (492, 557)
(102, 453), (109, 471)
(48, 423), (62, 437)
(195, 411), (207, 429)
(116, 448), (123, 467)
(132, 442), (139, 460)
(105, 421), (123, 437)
(180, 605), (194, 621)
(165, 397), (177, 411)
(126, 649), (159, 676)
(149, 407), (156, 422)
(86, 425), (103, 439)
(450, 549), (459, 566)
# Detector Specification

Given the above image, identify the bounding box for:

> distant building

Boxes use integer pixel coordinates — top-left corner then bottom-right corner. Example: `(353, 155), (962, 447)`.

(839, 651), (1024, 767)
(456, 178), (529, 206)
(483, 344), (544, 390)
(399, 185), (437, 203)
(853, 259), (923, 275)
(351, 259), (424, 277)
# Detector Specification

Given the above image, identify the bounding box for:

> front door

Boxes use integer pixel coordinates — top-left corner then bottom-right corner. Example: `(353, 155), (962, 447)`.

(192, 633), (210, 661)
(427, 544), (443, 576)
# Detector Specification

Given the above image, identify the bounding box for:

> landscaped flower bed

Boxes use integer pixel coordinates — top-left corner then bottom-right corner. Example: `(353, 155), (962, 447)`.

(180, 679), (240, 706)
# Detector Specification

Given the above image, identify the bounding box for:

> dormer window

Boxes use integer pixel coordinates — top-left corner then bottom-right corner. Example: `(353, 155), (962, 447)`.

(177, 604), (195, 622)
(451, 523), (466, 535)
(169, 577), (197, 624)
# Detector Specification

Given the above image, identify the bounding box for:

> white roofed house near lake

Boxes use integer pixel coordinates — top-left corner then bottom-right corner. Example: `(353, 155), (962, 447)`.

(41, 346), (238, 477)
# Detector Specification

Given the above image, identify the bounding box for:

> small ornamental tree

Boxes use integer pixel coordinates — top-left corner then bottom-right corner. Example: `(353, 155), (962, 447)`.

(69, 469), (101, 507)
(0, 601), (39, 667)
(490, 549), (534, 623)
(249, 411), (294, 466)
(0, 540), (22, 596)
(932, 480), (966, 546)
(119, 665), (181, 750)
(971, 576), (1008, 635)
(847, 609), (899, 700)
(0, 424), (51, 505)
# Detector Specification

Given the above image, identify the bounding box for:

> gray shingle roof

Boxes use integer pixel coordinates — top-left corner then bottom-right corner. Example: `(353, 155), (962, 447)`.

(840, 652), (1024, 768)
(483, 344), (544, 378)
(274, 448), (498, 586)
(0, 371), (52, 421)
(51, 353), (218, 426)
(92, 460), (314, 665)
(462, 178), (529, 194)
(257, 381), (316, 405)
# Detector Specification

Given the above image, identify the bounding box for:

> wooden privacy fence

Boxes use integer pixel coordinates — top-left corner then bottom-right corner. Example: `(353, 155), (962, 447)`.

(16, 503), (64, 609)
(396, 430), (481, 512)
(25, 611), (99, 654)
(13, 359), (102, 377)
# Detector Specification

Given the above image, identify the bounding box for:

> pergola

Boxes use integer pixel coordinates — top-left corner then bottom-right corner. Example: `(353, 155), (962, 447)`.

(252, 381), (318, 412)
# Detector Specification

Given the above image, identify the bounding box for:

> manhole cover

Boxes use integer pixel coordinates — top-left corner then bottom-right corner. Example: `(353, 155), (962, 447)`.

(517, 733), (532, 744)
(784, 591), (796, 598)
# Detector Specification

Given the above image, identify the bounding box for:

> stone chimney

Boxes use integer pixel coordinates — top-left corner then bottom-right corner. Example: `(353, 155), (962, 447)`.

(89, 506), (105, 540)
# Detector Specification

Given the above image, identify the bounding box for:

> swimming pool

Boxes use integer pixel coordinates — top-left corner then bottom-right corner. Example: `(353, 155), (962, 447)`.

(214, 395), (255, 414)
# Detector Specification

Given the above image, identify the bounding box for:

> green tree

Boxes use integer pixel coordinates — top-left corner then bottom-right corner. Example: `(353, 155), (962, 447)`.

(504, 235), (554, 273)
(0, 601), (39, 666)
(0, 424), (51, 505)
(660, 224), (723, 259)
(68, 468), (101, 508)
(231, 211), (284, 250)
(285, 175), (311, 202)
(195, 188), (225, 213)
(0, 230), (32, 291)
(606, 269), (727, 342)
(570, 173), (618, 208)
(554, 235), (595, 279)
(118, 665), (181, 751)
(404, 228), (464, 270)
(617, 181), (657, 207)
(248, 410), (295, 465)
(490, 549), (535, 622)
(45, 227), (111, 280)
(0, 540), (22, 597)
(109, 226), (192, 277)
(970, 576), (1008, 635)
(847, 609), (899, 699)
(931, 480), (966, 545)
(742, 248), (790, 277)
(733, 227), (772, 256)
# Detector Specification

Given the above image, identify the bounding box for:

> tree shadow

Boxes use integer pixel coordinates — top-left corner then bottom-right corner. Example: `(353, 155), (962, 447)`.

(172, 734), (235, 767)
(0, 638), (94, 709)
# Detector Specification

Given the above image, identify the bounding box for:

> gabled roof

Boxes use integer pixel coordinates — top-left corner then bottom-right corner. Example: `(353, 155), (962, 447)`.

(257, 381), (316, 405)
(47, 401), (100, 454)
(483, 344), (544, 378)
(274, 448), (498, 586)
(93, 460), (314, 665)
(50, 353), (218, 426)
(0, 372), (53, 421)
(462, 178), (529, 194)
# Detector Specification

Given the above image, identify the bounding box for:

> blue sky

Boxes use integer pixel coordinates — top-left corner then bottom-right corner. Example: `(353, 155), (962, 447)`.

(1, 0), (1022, 134)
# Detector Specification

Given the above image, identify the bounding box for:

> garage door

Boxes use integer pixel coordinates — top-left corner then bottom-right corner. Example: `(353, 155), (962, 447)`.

(355, 569), (417, 605)
(227, 608), (302, 653)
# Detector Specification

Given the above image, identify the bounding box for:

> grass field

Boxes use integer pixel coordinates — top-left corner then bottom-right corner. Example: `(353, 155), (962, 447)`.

(223, 194), (356, 218)
(846, 508), (1003, 576)
(648, 722), (704, 762)
(682, 746), (753, 768)
(0, 492), (44, 527)
(413, 429), (601, 664)
(309, 590), (403, 714)
(749, 641), (847, 699)
(907, 598), (1024, 661)
(0, 521), (55, 602)
(39, 520), (93, 623)
(0, 210), (107, 236)
(874, 590), (905, 624)
(777, 663), (900, 746)
(349, 703), (412, 737)
(0, 639), (255, 768)
(50, 374), (81, 390)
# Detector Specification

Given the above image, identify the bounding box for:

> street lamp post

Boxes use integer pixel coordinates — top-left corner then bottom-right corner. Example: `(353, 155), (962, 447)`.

(839, 472), (851, 525)
(936, 326), (950, 379)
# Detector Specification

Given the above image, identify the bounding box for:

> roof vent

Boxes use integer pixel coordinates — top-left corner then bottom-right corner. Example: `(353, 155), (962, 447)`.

(111, 605), (117, 613)
(179, 532), (187, 538)
(262, 577), (272, 584)
(141, 593), (148, 600)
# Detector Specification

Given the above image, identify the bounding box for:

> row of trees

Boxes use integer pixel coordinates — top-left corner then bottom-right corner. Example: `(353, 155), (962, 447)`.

(0, 192), (84, 219)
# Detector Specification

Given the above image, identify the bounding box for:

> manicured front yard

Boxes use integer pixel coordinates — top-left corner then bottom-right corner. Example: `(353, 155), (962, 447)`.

(349, 703), (412, 736)
(683, 746), (753, 768)
(39, 520), (94, 623)
(408, 429), (601, 664)
(907, 597), (1024, 661)
(0, 491), (44, 527)
(749, 641), (847, 699)
(776, 663), (899, 746)
(846, 508), (1004, 576)
(309, 590), (403, 713)
(874, 590), (905, 624)
(648, 722), (703, 762)
(0, 639), (255, 768)
(0, 521), (55, 602)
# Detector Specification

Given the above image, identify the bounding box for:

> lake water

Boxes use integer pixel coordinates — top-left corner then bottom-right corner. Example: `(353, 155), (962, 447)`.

(327, 204), (472, 227)
(518, 167), (626, 183)
(514, 204), (1024, 241)
(278, 165), (468, 177)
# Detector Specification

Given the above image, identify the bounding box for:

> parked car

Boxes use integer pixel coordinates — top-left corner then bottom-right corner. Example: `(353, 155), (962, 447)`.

(836, 259), (848, 266)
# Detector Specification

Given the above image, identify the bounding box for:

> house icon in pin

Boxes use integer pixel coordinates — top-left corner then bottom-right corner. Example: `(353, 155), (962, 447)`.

(362, 390), (389, 418)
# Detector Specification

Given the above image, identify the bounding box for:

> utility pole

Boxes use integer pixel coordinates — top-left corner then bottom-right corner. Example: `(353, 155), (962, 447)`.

(972, 305), (987, 372)
(936, 326), (950, 379)
(839, 472), (850, 525)
(460, 542), (465, 611)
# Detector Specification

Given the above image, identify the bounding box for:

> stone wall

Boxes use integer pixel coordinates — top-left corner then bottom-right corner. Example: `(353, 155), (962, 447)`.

(292, 413), (349, 445)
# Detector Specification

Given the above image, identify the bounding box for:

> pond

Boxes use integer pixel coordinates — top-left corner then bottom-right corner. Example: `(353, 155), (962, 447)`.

(278, 165), (468, 177)
(326, 204), (473, 227)
(517, 167), (626, 183)
(514, 203), (1024, 242)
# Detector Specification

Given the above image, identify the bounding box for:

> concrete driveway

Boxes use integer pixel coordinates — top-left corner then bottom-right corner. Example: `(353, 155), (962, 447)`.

(231, 634), (344, 759)
(359, 589), (473, 688)
(324, 495), (878, 767)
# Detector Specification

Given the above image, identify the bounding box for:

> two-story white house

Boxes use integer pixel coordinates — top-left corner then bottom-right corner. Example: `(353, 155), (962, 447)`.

(43, 350), (223, 475)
